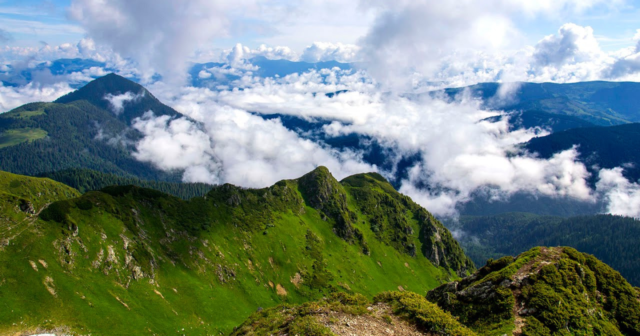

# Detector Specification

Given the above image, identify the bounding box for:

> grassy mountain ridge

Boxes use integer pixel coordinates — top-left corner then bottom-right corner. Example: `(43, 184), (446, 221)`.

(427, 246), (640, 335)
(0, 167), (472, 335)
(0, 170), (80, 246)
(231, 246), (640, 335)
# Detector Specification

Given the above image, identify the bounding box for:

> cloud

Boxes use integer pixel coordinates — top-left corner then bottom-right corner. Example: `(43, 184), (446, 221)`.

(532, 24), (602, 67)
(0, 82), (73, 113)
(133, 84), (374, 186)
(357, 0), (614, 90)
(596, 168), (640, 218)
(315, 93), (594, 216)
(68, 0), (265, 83)
(300, 42), (360, 63)
(104, 91), (145, 115)
(131, 112), (222, 184)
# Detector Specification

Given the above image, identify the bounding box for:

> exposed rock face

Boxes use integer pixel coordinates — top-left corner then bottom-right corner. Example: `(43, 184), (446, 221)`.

(19, 199), (35, 214)
(427, 247), (640, 336)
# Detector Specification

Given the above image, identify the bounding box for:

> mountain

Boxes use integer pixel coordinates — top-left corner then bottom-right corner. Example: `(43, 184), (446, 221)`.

(441, 81), (640, 126)
(39, 168), (213, 200)
(445, 213), (640, 286)
(427, 247), (640, 335)
(0, 167), (473, 335)
(484, 110), (596, 133)
(55, 73), (181, 124)
(524, 122), (640, 185)
(232, 291), (476, 336)
(0, 74), (182, 181)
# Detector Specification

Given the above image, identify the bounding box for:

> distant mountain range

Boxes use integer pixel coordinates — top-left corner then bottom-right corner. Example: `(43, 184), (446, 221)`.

(525, 123), (640, 185)
(0, 57), (353, 89)
(441, 81), (640, 126)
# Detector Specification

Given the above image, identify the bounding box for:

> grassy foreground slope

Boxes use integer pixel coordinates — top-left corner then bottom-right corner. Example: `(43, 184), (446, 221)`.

(0, 167), (473, 335)
(232, 291), (476, 336)
(427, 247), (640, 336)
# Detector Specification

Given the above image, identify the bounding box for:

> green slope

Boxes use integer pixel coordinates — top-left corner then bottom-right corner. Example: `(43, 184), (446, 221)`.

(427, 247), (640, 335)
(0, 167), (473, 335)
(0, 128), (47, 149)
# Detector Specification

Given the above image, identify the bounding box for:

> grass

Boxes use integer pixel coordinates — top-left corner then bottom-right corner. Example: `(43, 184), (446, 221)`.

(8, 109), (46, 120)
(0, 128), (48, 149)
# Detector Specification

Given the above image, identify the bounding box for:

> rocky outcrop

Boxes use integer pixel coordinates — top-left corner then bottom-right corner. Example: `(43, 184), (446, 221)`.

(19, 199), (35, 214)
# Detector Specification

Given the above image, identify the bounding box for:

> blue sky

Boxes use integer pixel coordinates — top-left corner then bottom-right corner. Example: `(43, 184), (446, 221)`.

(2, 0), (640, 52)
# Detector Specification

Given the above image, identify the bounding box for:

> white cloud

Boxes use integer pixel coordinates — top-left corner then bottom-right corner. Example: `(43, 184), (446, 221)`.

(104, 91), (144, 115)
(357, 0), (615, 90)
(134, 83), (374, 186)
(533, 24), (603, 67)
(300, 42), (360, 63)
(132, 112), (222, 184)
(140, 69), (600, 217)
(0, 82), (73, 113)
(68, 0), (259, 83)
(596, 168), (640, 218)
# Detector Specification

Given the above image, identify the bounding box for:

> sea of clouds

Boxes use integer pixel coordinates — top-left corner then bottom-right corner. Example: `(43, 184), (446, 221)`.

(1, 0), (640, 218)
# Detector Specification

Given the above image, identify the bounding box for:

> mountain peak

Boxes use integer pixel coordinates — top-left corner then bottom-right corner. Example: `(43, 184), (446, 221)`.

(54, 73), (182, 124)
(297, 166), (360, 243)
(55, 73), (146, 105)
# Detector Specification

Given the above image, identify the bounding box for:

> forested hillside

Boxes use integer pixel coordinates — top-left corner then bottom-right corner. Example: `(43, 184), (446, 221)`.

(40, 168), (212, 200)
(524, 123), (640, 184)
